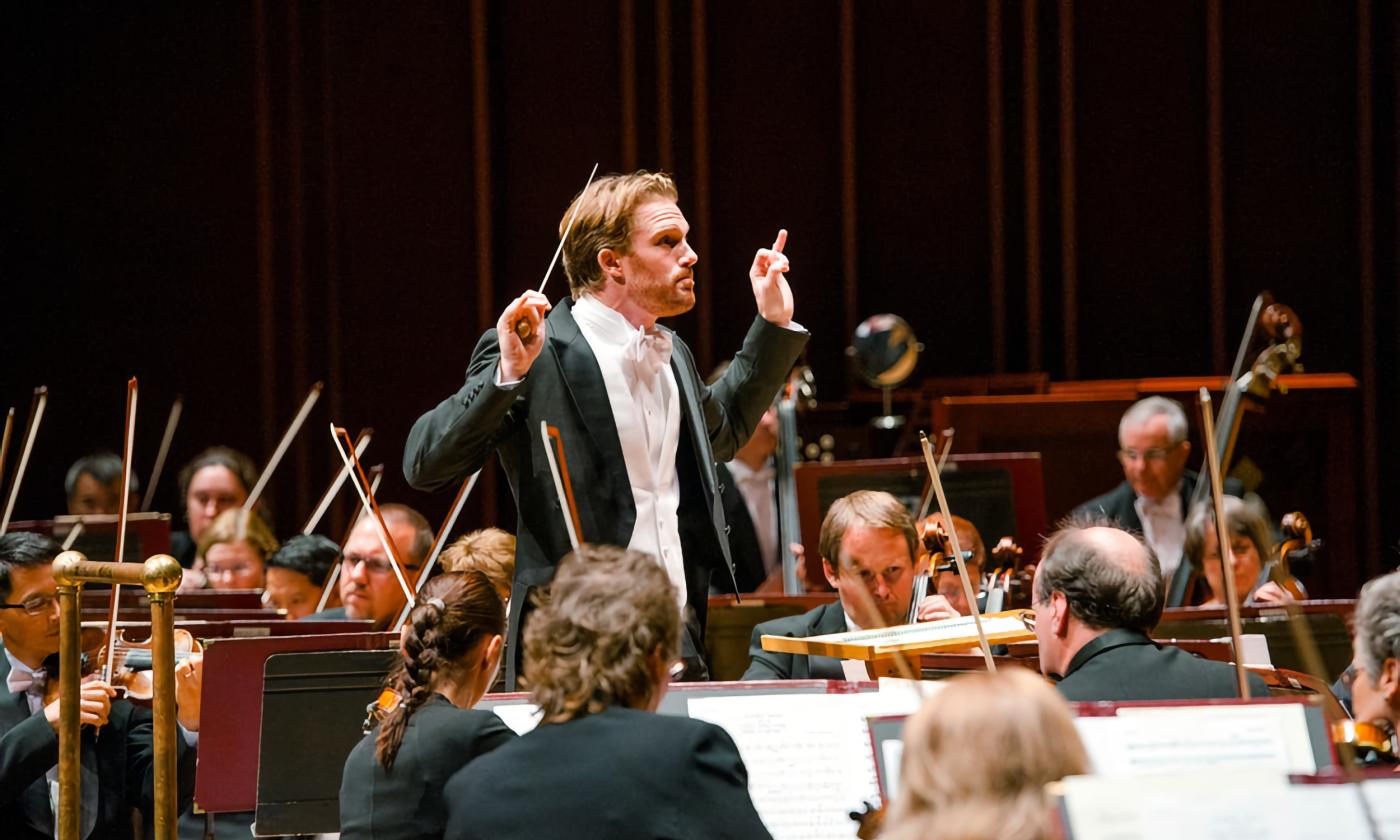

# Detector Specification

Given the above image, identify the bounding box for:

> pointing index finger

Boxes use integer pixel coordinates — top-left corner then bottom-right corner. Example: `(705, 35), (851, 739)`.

(771, 229), (788, 254)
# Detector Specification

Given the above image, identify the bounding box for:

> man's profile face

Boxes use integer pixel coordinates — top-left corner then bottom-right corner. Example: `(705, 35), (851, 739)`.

(618, 199), (699, 319)
(1117, 414), (1189, 502)
(68, 473), (123, 516)
(1029, 565), (1061, 676)
(339, 520), (420, 623)
(822, 523), (915, 628)
(0, 564), (61, 666)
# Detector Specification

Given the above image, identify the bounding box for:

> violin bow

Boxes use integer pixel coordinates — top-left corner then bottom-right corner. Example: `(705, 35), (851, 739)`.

(244, 381), (324, 512)
(314, 462), (383, 614)
(301, 427), (372, 535)
(0, 407), (14, 500)
(514, 163), (600, 340)
(914, 428), (954, 523)
(1197, 388), (1250, 699)
(920, 431), (996, 672)
(392, 470), (481, 631)
(330, 425), (416, 610)
(540, 423), (582, 550)
(139, 395), (183, 512)
(0, 387), (48, 534)
(102, 378), (139, 684)
(61, 521), (85, 551)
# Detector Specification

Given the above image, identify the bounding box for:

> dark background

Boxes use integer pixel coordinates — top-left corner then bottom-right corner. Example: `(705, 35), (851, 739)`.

(3, 2), (1396, 585)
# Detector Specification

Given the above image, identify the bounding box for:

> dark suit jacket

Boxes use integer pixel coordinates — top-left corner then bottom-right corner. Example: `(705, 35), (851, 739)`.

(1053, 628), (1269, 702)
(716, 462), (767, 594)
(442, 705), (771, 840)
(0, 657), (197, 840)
(404, 300), (807, 687)
(741, 601), (848, 681)
(339, 695), (515, 840)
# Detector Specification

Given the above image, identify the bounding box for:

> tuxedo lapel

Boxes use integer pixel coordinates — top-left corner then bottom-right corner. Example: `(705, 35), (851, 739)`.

(667, 333), (717, 500)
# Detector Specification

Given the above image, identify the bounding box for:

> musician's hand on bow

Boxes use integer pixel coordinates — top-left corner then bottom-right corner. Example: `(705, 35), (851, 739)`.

(175, 653), (204, 732)
(914, 593), (962, 623)
(1250, 581), (1296, 606)
(749, 229), (793, 328)
(497, 291), (552, 382)
(45, 680), (115, 731)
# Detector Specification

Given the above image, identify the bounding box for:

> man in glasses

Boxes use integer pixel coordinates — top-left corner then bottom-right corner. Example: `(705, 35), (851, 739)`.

(315, 503), (432, 626)
(0, 532), (200, 838)
(1075, 396), (1205, 585)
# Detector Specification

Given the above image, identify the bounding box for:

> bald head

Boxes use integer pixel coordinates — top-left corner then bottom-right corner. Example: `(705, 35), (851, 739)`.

(1035, 518), (1163, 632)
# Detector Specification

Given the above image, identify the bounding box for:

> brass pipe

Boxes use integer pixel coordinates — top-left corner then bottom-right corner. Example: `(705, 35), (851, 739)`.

(53, 551), (182, 840)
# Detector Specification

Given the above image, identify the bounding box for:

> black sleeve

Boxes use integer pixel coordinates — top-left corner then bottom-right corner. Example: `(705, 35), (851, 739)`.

(121, 702), (197, 820)
(0, 712), (59, 802)
(686, 722), (773, 839)
(697, 317), (809, 464)
(740, 621), (792, 682)
(403, 328), (525, 492)
(470, 714), (517, 757)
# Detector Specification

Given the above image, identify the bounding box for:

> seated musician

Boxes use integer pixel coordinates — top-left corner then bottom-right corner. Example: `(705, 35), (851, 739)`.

(442, 545), (771, 840)
(314, 504), (432, 626)
(922, 512), (986, 616)
(264, 534), (340, 619)
(1343, 569), (1400, 739)
(741, 490), (960, 681)
(190, 508), (277, 592)
(0, 533), (202, 839)
(1032, 516), (1268, 701)
(339, 571), (514, 840)
(881, 668), (1089, 840)
(1182, 496), (1295, 606)
(64, 451), (137, 516)
(438, 527), (515, 605)
(169, 446), (259, 568)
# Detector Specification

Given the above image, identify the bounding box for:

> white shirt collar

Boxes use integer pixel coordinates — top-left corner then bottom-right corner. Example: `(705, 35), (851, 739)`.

(727, 457), (775, 484)
(573, 294), (647, 348)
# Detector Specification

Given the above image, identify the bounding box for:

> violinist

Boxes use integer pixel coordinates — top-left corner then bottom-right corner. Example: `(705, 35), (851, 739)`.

(314, 504), (431, 625)
(438, 528), (516, 605)
(1182, 496), (1296, 607)
(339, 571), (514, 840)
(1342, 569), (1400, 744)
(403, 170), (808, 687)
(0, 533), (200, 840)
(922, 512), (986, 616)
(169, 446), (259, 568)
(192, 508), (278, 592)
(264, 534), (340, 620)
(741, 490), (960, 681)
(64, 452), (137, 516)
(1032, 516), (1267, 702)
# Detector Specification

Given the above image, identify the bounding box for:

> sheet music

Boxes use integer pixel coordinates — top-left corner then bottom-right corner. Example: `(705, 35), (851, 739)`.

(1362, 778), (1400, 840)
(1061, 772), (1375, 840)
(805, 614), (1026, 648)
(490, 702), (541, 735)
(1073, 703), (1317, 775)
(687, 691), (923, 840)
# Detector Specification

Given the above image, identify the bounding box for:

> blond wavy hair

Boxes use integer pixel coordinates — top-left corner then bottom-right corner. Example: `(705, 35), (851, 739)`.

(560, 171), (679, 297)
(196, 508), (278, 563)
(439, 528), (516, 601)
(524, 544), (678, 723)
(882, 668), (1089, 840)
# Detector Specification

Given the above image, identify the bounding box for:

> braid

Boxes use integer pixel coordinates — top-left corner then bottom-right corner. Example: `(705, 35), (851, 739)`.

(372, 572), (505, 772)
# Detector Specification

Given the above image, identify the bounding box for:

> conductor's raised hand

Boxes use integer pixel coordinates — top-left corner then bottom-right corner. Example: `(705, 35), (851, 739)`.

(497, 291), (551, 382)
(749, 229), (793, 328)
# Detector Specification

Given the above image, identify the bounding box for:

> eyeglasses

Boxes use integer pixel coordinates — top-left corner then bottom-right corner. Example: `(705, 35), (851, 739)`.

(1018, 609), (1036, 632)
(1117, 444), (1181, 463)
(344, 555), (420, 576)
(0, 593), (59, 617)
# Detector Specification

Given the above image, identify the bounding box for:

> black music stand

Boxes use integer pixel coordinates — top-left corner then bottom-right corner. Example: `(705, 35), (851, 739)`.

(252, 649), (396, 837)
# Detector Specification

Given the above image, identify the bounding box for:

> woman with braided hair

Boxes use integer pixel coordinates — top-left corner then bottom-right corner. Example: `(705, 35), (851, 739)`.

(339, 571), (515, 840)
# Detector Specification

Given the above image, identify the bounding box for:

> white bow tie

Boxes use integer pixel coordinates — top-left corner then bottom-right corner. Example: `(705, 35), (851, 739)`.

(7, 666), (46, 697)
(624, 326), (673, 380)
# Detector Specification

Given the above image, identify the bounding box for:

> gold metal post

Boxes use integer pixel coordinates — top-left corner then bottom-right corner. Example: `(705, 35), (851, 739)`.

(53, 551), (182, 840)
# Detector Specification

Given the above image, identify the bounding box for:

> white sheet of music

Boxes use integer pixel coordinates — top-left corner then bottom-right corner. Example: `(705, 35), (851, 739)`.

(1060, 772), (1377, 840)
(1072, 703), (1317, 776)
(1362, 778), (1400, 840)
(686, 690), (924, 840)
(490, 702), (542, 735)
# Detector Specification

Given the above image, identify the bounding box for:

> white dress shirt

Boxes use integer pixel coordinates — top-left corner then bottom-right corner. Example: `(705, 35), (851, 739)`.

(1134, 485), (1186, 580)
(571, 294), (687, 608)
(726, 457), (778, 576)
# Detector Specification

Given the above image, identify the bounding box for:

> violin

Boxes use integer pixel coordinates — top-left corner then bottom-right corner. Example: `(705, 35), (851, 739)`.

(1332, 719), (1397, 766)
(43, 624), (202, 706)
(985, 537), (1031, 611)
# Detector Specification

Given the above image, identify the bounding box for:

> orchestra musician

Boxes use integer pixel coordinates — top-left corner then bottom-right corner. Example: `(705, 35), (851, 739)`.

(0, 533), (201, 840)
(1344, 569), (1400, 733)
(1182, 495), (1296, 607)
(438, 527), (516, 605)
(922, 512), (987, 616)
(339, 571), (514, 840)
(714, 393), (781, 593)
(403, 170), (809, 686)
(313, 504), (433, 626)
(741, 490), (961, 681)
(192, 508), (277, 592)
(264, 534), (340, 620)
(64, 452), (137, 516)
(441, 544), (771, 840)
(169, 446), (259, 568)
(1031, 516), (1268, 701)
(881, 668), (1090, 840)
(1073, 397), (1238, 584)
